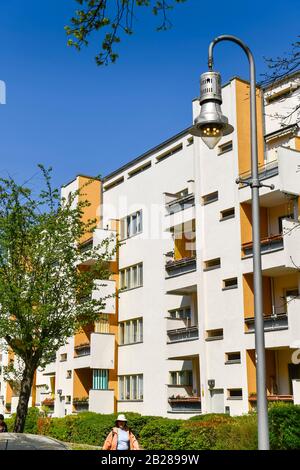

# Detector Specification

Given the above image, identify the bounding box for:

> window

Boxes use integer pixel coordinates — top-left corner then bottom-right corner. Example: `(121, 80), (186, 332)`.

(225, 352), (241, 364)
(227, 388), (243, 399)
(128, 162), (151, 178)
(66, 395), (71, 404)
(218, 140), (233, 155)
(156, 144), (183, 163)
(202, 191), (218, 205)
(222, 277), (238, 290)
(119, 318), (143, 345)
(66, 370), (72, 379)
(93, 369), (109, 390)
(95, 314), (110, 333)
(206, 329), (224, 341)
(203, 258), (221, 271)
(169, 370), (193, 386)
(265, 86), (294, 104)
(60, 353), (67, 362)
(103, 176), (124, 191)
(220, 207), (235, 221)
(119, 375), (143, 401)
(120, 263), (143, 290)
(187, 137), (194, 146)
(168, 307), (191, 320)
(120, 211), (143, 240)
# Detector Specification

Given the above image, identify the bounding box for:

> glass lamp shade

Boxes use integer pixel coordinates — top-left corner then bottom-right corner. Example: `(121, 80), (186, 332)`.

(199, 124), (223, 149)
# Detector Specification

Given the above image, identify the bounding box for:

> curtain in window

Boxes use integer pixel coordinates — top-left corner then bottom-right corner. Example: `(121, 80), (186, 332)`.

(93, 369), (108, 390)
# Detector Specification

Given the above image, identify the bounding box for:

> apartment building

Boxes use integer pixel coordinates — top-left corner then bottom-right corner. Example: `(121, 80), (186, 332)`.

(1, 72), (300, 419)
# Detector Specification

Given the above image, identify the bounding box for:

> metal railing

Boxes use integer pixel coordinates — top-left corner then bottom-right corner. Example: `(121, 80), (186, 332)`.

(165, 254), (196, 277)
(167, 326), (199, 343)
(245, 312), (288, 332)
(242, 234), (283, 256)
(238, 159), (279, 186)
(168, 396), (201, 412)
(166, 193), (195, 214)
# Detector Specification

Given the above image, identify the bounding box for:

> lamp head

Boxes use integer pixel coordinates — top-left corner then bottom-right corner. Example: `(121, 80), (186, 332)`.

(190, 71), (234, 149)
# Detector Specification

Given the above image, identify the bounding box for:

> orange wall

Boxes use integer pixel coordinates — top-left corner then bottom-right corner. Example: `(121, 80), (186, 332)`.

(240, 203), (268, 245)
(78, 176), (102, 244)
(247, 349), (277, 396)
(243, 274), (272, 319)
(73, 369), (92, 398)
(235, 79), (264, 175)
(74, 324), (94, 348)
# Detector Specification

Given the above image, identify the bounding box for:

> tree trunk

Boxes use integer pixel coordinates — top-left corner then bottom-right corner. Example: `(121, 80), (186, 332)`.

(13, 362), (36, 433)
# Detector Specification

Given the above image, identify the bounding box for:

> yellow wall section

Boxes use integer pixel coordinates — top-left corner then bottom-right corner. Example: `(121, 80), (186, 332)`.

(73, 368), (92, 398)
(78, 176), (102, 244)
(235, 79), (264, 175)
(240, 203), (268, 246)
(294, 137), (300, 151)
(243, 274), (272, 319)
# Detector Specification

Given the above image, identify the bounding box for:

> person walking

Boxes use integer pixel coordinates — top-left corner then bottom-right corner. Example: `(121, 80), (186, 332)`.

(102, 414), (140, 450)
(0, 414), (8, 433)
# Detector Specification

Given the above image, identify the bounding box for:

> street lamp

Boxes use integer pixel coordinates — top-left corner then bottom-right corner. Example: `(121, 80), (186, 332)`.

(190, 35), (270, 450)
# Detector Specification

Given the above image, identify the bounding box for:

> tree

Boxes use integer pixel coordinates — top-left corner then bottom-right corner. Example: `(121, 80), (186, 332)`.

(0, 166), (115, 432)
(65, 0), (187, 65)
(261, 37), (300, 126)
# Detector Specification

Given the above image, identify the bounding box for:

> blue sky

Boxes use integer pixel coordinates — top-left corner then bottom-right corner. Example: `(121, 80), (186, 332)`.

(0, 0), (299, 189)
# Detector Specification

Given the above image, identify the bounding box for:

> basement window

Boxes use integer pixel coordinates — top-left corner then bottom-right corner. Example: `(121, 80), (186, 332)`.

(218, 140), (233, 155)
(203, 257), (221, 271)
(60, 353), (67, 362)
(156, 144), (183, 163)
(66, 370), (72, 379)
(206, 329), (224, 341)
(225, 352), (241, 364)
(222, 277), (238, 290)
(227, 388), (243, 400)
(202, 191), (218, 205)
(220, 207), (235, 221)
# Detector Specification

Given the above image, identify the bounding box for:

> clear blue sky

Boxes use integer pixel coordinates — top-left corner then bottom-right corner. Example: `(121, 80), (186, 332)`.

(0, 0), (299, 189)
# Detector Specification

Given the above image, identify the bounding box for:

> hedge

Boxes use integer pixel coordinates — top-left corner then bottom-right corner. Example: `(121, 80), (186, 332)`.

(4, 404), (300, 450)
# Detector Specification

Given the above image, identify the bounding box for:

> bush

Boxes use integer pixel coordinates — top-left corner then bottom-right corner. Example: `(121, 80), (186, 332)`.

(23, 407), (41, 434)
(173, 423), (217, 450)
(139, 418), (182, 450)
(269, 403), (300, 450)
(213, 414), (258, 450)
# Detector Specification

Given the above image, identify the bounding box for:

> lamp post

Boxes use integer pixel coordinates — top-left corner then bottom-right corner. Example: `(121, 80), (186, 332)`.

(190, 35), (270, 450)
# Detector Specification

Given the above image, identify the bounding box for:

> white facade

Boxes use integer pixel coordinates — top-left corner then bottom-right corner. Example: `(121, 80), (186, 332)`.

(2, 72), (300, 419)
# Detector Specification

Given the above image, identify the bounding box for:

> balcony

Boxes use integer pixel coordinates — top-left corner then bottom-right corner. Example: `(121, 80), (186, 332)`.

(74, 343), (91, 358)
(167, 326), (199, 344)
(248, 394), (293, 403)
(238, 147), (300, 204)
(73, 333), (115, 370)
(241, 219), (300, 276)
(73, 397), (89, 412)
(164, 193), (195, 232)
(242, 234), (283, 257)
(168, 396), (201, 413)
(165, 254), (196, 278)
(245, 313), (288, 333)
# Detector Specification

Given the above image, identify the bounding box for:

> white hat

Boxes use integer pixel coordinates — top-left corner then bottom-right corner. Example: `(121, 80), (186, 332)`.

(116, 414), (127, 422)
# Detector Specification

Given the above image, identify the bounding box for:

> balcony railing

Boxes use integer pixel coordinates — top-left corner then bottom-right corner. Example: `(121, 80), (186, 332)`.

(73, 398), (89, 409)
(165, 254), (196, 278)
(242, 234), (283, 257)
(249, 394), (293, 403)
(74, 343), (91, 357)
(245, 313), (288, 332)
(168, 396), (201, 412)
(167, 326), (199, 343)
(166, 193), (195, 214)
(238, 160), (279, 186)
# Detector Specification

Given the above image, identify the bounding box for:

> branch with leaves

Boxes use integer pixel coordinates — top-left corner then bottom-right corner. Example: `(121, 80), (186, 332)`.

(65, 0), (187, 65)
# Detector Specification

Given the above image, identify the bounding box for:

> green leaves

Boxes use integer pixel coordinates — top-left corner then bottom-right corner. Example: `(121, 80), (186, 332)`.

(65, 0), (187, 66)
(0, 166), (114, 369)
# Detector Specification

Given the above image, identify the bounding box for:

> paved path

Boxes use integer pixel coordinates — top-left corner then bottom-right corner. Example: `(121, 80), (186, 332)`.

(0, 433), (69, 450)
